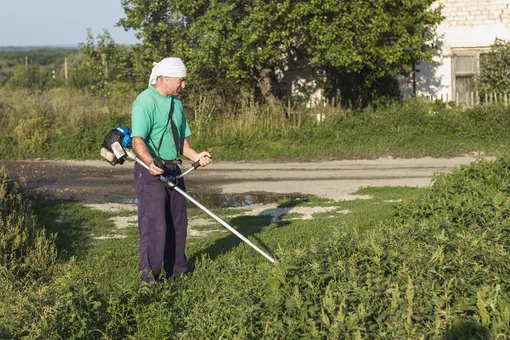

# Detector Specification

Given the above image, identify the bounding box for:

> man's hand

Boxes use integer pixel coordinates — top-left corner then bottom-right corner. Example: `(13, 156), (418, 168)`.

(193, 151), (212, 167)
(132, 136), (165, 175)
(182, 138), (212, 167)
(149, 160), (165, 176)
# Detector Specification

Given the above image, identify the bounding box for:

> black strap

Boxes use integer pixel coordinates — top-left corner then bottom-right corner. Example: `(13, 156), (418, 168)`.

(153, 98), (180, 158)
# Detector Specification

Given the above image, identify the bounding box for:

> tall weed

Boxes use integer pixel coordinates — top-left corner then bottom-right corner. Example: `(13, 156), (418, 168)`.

(0, 89), (132, 159)
(0, 168), (57, 280)
(2, 89), (510, 160)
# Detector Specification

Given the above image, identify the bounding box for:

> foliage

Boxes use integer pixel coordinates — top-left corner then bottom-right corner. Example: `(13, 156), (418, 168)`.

(0, 168), (57, 281)
(0, 35), (132, 95)
(3, 64), (62, 91)
(3, 89), (510, 160)
(396, 155), (510, 228)
(0, 48), (76, 66)
(298, 0), (443, 107)
(0, 60), (12, 87)
(73, 29), (131, 96)
(476, 38), (510, 95)
(0, 88), (133, 160)
(191, 98), (510, 160)
(118, 0), (443, 105)
(0, 48), (79, 90)
(1, 157), (510, 337)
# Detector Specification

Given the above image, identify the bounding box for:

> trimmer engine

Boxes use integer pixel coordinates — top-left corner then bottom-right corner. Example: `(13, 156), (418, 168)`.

(100, 126), (132, 165)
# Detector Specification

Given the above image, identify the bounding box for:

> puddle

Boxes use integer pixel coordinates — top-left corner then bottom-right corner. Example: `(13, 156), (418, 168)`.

(190, 192), (310, 208)
(114, 192), (311, 208)
(117, 198), (137, 204)
(94, 234), (127, 240)
(238, 204), (349, 223)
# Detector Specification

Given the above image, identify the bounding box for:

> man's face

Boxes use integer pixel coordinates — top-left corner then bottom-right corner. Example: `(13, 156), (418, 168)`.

(160, 76), (186, 95)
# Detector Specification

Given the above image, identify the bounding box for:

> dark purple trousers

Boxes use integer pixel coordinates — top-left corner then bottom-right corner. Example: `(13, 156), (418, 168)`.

(134, 162), (188, 283)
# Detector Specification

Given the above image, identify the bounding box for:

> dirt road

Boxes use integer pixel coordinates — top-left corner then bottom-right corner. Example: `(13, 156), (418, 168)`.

(0, 155), (483, 203)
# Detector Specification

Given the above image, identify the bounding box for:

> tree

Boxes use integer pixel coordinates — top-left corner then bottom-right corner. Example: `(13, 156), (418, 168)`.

(3, 64), (58, 91)
(118, 0), (443, 106)
(476, 39), (510, 96)
(74, 29), (130, 96)
(118, 0), (188, 93)
(300, 0), (443, 106)
(0, 60), (10, 87)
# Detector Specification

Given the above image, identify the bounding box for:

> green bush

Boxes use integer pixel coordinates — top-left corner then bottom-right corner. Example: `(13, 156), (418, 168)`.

(0, 168), (57, 280)
(164, 157), (510, 338)
(476, 38), (510, 95)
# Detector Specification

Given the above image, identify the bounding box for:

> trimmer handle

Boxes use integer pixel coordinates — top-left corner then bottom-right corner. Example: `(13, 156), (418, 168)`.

(153, 157), (166, 169)
(191, 160), (201, 169)
(153, 157), (176, 184)
(191, 155), (212, 169)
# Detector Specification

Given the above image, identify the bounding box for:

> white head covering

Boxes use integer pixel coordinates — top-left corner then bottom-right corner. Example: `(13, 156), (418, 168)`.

(149, 57), (187, 86)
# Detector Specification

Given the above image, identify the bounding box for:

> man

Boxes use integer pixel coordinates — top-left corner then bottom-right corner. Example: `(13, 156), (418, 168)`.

(131, 57), (212, 283)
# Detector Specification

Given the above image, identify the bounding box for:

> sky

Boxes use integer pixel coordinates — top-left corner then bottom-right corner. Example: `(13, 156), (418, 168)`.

(0, 0), (139, 47)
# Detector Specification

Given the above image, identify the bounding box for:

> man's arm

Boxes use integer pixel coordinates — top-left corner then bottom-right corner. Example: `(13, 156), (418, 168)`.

(181, 138), (212, 167)
(132, 136), (164, 175)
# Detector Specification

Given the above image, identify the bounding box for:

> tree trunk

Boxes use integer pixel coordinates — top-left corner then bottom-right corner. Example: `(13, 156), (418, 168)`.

(258, 67), (281, 106)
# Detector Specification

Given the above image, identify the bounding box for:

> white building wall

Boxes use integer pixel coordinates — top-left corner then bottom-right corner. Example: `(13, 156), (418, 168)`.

(282, 54), (327, 107)
(402, 0), (510, 100)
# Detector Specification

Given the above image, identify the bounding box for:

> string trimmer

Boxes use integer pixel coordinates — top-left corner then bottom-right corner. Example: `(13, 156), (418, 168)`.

(100, 126), (275, 263)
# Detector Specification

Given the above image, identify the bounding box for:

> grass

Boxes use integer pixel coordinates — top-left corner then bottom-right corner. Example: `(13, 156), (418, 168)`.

(3, 157), (510, 338)
(26, 186), (422, 292)
(2, 88), (510, 161)
(31, 187), (416, 288)
(28, 188), (407, 285)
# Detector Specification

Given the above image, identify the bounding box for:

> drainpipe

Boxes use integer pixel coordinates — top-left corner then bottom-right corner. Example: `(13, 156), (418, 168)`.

(413, 68), (420, 96)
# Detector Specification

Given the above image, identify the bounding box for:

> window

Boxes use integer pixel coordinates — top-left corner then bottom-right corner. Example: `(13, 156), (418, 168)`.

(452, 49), (487, 105)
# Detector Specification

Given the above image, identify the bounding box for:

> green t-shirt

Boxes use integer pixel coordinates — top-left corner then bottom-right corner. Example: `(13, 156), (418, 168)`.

(131, 86), (191, 160)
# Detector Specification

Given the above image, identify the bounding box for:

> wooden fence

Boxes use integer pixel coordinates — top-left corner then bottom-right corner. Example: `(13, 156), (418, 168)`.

(425, 92), (510, 107)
